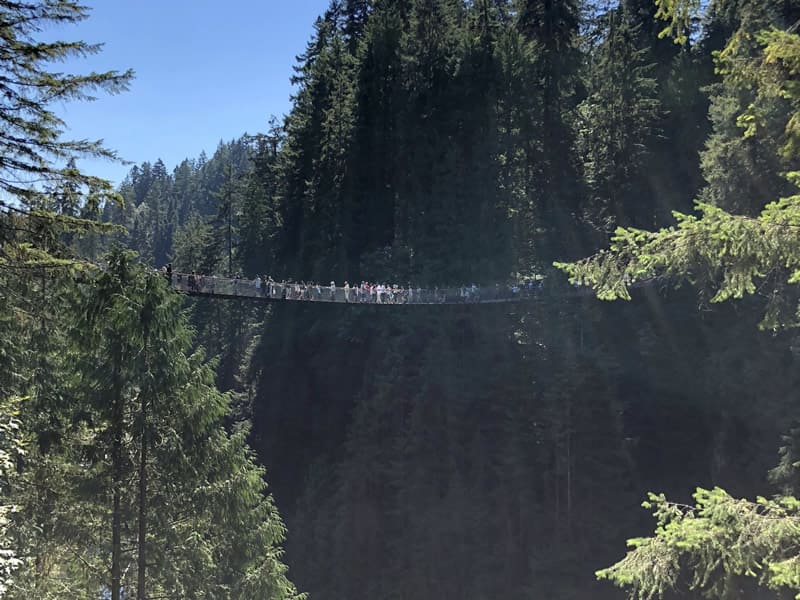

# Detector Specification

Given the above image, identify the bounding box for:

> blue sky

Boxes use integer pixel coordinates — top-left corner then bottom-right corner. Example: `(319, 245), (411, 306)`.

(52, 1), (330, 186)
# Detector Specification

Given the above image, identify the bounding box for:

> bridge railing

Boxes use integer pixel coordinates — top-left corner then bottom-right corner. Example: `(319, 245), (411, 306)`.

(169, 273), (546, 304)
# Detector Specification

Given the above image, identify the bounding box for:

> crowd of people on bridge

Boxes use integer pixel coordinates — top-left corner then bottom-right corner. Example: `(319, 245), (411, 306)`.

(162, 263), (545, 304)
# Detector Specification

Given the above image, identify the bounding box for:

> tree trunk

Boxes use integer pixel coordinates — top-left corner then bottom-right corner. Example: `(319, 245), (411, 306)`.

(137, 337), (149, 600)
(111, 343), (123, 600)
(137, 397), (147, 600)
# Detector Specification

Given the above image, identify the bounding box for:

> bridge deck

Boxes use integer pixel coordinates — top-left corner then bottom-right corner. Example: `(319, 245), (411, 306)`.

(169, 274), (564, 305)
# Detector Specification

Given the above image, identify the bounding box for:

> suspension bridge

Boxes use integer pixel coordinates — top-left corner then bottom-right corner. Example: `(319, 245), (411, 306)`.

(169, 273), (562, 305)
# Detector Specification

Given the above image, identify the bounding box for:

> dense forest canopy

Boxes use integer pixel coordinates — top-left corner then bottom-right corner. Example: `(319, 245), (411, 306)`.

(5, 0), (800, 599)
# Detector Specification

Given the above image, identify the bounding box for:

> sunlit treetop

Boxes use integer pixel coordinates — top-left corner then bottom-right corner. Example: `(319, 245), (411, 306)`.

(654, 0), (702, 43)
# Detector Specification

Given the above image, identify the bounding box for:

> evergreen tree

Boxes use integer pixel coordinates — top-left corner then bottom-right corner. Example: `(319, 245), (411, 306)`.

(577, 5), (662, 232)
(557, 1), (800, 597)
(8, 250), (302, 600)
(0, 396), (23, 598)
(516, 0), (586, 264)
(345, 0), (404, 279)
(172, 212), (212, 273)
(0, 0), (131, 205)
(88, 3), (800, 600)
(276, 10), (338, 278)
(238, 123), (283, 279)
(557, 2), (800, 328)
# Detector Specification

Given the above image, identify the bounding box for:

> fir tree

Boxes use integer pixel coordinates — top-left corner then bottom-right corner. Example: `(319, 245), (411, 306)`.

(8, 249), (303, 600)
(577, 6), (662, 232)
(0, 0), (131, 205)
(509, 0), (588, 266)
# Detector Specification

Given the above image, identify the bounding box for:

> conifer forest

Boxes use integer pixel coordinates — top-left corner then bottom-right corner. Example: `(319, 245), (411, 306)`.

(7, 0), (800, 598)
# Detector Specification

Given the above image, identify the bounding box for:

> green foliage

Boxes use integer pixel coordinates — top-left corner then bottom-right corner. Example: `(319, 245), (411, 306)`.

(95, 2), (800, 600)
(722, 27), (800, 161)
(653, 0), (701, 43)
(0, 0), (129, 281)
(0, 396), (24, 598)
(556, 197), (800, 328)
(552, 3), (800, 599)
(0, 3), (302, 599)
(107, 140), (258, 277)
(172, 211), (212, 272)
(4, 249), (302, 599)
(559, 2), (800, 329)
(0, 0), (132, 204)
(598, 488), (800, 599)
(576, 6), (662, 232)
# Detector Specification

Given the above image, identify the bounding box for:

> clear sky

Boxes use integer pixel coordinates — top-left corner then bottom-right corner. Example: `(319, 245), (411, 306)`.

(51, 1), (330, 186)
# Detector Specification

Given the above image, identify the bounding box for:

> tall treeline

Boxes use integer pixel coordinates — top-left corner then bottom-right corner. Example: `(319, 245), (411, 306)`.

(115, 0), (706, 283)
(108, 1), (800, 599)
